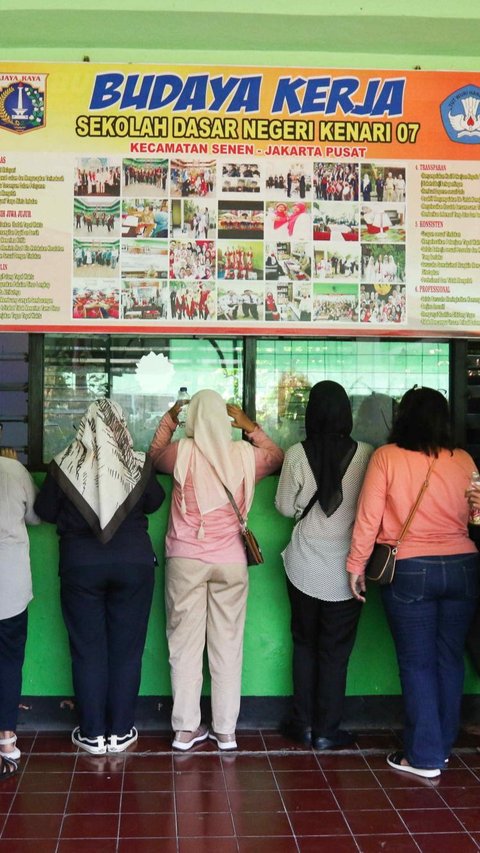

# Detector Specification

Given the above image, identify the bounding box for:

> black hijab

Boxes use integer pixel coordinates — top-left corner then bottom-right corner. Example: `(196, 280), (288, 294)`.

(301, 381), (357, 517)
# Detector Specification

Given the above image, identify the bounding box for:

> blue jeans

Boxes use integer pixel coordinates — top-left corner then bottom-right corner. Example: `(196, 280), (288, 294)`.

(381, 553), (480, 769)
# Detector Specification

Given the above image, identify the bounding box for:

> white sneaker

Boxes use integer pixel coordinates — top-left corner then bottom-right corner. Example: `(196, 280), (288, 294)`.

(387, 751), (441, 778)
(209, 731), (237, 751)
(72, 727), (107, 755)
(172, 724), (209, 751)
(108, 727), (138, 753)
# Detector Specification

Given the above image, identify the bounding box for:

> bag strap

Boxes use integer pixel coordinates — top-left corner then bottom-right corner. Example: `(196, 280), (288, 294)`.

(224, 486), (247, 529)
(396, 457), (436, 545)
(299, 488), (320, 521)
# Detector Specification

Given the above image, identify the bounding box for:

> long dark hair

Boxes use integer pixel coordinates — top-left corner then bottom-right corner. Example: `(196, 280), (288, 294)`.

(389, 387), (454, 455)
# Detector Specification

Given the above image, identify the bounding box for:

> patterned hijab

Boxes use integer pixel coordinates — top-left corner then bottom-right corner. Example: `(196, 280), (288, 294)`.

(174, 389), (255, 536)
(302, 381), (357, 518)
(50, 398), (151, 543)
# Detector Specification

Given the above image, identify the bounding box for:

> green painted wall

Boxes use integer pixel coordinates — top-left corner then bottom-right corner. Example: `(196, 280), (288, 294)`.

(2, 1), (480, 70)
(26, 474), (479, 696)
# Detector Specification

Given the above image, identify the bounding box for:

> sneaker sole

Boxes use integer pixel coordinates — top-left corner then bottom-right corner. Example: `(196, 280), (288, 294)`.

(208, 734), (237, 751)
(172, 731), (209, 751)
(387, 755), (440, 778)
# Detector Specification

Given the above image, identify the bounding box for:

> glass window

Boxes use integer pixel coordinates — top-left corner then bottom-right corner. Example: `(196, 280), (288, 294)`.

(42, 334), (450, 462)
(43, 335), (243, 461)
(256, 339), (450, 450)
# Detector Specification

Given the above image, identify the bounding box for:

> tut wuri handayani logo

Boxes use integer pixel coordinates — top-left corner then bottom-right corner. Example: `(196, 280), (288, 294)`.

(0, 74), (46, 134)
(440, 84), (480, 144)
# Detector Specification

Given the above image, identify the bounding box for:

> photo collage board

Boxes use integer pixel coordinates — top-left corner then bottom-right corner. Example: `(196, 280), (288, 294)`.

(72, 155), (408, 327)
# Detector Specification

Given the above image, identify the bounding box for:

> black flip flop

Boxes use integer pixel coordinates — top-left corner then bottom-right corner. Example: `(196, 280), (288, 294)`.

(0, 754), (18, 782)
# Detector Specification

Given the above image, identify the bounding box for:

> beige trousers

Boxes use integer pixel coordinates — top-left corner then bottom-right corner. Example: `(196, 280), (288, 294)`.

(165, 557), (248, 734)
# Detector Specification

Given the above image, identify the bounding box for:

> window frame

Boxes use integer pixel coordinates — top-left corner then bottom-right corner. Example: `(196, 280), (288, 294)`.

(27, 333), (462, 471)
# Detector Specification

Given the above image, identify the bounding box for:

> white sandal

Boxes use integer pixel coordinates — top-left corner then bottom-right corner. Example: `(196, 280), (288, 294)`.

(0, 735), (21, 761)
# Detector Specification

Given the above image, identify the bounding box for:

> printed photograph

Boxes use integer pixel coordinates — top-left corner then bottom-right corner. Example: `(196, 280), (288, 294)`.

(221, 162), (261, 194)
(361, 244), (406, 284)
(217, 241), (264, 280)
(360, 203), (406, 243)
(218, 201), (264, 240)
(217, 282), (264, 322)
(121, 239), (169, 280)
(265, 161), (312, 199)
(265, 201), (311, 241)
(73, 240), (120, 278)
(121, 199), (168, 239)
(122, 280), (169, 320)
(266, 282), (313, 322)
(360, 283), (406, 323)
(169, 240), (216, 280)
(313, 163), (359, 201)
(171, 199), (217, 240)
(360, 164), (407, 202)
(170, 159), (216, 197)
(265, 242), (311, 281)
(312, 283), (359, 323)
(72, 283), (120, 319)
(314, 245), (360, 279)
(313, 202), (359, 241)
(122, 158), (168, 196)
(74, 198), (120, 240)
(169, 281), (216, 321)
(74, 157), (121, 197)
(264, 286), (282, 321)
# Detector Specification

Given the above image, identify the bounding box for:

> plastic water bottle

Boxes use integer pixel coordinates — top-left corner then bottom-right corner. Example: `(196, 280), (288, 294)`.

(176, 386), (190, 426)
(469, 471), (480, 525)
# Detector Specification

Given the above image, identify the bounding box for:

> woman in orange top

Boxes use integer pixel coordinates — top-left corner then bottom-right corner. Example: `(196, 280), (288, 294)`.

(347, 387), (480, 779)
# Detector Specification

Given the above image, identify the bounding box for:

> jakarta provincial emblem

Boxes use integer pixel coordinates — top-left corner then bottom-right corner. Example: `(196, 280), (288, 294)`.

(0, 74), (47, 134)
(440, 84), (480, 144)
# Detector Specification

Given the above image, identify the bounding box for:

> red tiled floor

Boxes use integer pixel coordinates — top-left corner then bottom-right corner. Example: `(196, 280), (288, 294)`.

(414, 834), (480, 852)
(1, 727), (479, 851)
(343, 807), (407, 835)
(356, 835), (420, 852)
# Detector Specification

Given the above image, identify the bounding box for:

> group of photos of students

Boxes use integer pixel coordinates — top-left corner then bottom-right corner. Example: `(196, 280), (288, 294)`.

(69, 154), (408, 326)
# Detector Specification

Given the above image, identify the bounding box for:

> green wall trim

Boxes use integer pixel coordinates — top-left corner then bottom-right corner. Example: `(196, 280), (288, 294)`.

(2, 5), (480, 64)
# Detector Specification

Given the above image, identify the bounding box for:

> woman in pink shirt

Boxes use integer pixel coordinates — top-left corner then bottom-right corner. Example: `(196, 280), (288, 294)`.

(347, 387), (480, 779)
(149, 389), (283, 751)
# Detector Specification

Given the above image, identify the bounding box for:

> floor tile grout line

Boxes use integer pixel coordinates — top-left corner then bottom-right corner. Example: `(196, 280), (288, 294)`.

(427, 752), (480, 845)
(264, 746), (303, 853)
(53, 744), (82, 853)
(219, 751), (241, 852)
(367, 762), (433, 852)
(116, 752), (127, 853)
(171, 748), (185, 853)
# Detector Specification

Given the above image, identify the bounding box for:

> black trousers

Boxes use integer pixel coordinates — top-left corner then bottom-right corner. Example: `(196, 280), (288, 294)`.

(60, 562), (154, 738)
(0, 608), (27, 731)
(286, 577), (361, 738)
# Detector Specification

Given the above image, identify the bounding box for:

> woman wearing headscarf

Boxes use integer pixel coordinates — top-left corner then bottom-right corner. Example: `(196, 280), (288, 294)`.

(149, 390), (283, 751)
(34, 399), (165, 755)
(275, 381), (372, 749)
